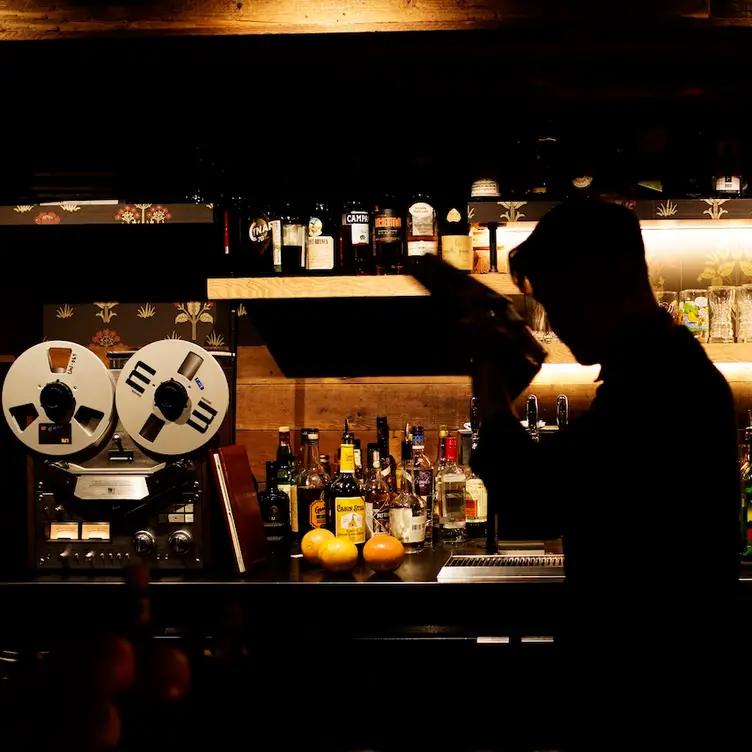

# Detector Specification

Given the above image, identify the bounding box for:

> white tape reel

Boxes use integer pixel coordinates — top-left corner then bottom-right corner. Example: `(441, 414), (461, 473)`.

(115, 340), (229, 456)
(1, 340), (115, 456)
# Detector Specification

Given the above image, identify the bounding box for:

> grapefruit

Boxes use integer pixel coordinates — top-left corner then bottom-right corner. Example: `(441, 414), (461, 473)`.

(301, 528), (335, 565)
(363, 535), (405, 572)
(318, 537), (359, 572)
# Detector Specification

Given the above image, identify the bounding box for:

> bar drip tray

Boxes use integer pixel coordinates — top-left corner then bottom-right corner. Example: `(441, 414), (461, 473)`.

(437, 554), (565, 583)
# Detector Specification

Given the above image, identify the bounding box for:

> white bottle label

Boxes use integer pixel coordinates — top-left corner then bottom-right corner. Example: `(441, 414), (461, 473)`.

(408, 240), (438, 257)
(270, 219), (282, 268)
(409, 202), (435, 236)
(716, 176), (741, 193)
(306, 236), (334, 270)
(441, 235), (473, 270)
(343, 212), (370, 246)
(389, 507), (426, 544)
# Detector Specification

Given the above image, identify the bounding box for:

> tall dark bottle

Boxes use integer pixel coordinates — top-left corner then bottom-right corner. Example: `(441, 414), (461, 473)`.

(373, 196), (405, 275)
(305, 202), (337, 275)
(258, 461), (291, 554)
(340, 199), (373, 274)
(325, 443), (366, 551)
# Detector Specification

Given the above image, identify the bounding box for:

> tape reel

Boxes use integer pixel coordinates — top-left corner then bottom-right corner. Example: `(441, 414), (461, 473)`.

(115, 340), (229, 456)
(1, 340), (115, 456)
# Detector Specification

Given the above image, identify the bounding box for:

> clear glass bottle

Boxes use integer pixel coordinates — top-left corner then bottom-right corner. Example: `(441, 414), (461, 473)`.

(365, 449), (391, 538)
(325, 443), (366, 551)
(436, 436), (467, 544)
(389, 440), (426, 554)
(296, 431), (329, 544)
(411, 426), (434, 548)
(258, 461), (291, 554)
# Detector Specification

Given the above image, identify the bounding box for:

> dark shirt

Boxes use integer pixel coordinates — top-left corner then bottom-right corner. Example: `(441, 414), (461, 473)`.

(472, 312), (740, 748)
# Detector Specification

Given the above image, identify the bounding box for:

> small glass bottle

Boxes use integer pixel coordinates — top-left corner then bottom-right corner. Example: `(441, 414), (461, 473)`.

(389, 440), (426, 554)
(365, 449), (391, 538)
(258, 461), (291, 554)
(296, 431), (329, 543)
(436, 436), (467, 544)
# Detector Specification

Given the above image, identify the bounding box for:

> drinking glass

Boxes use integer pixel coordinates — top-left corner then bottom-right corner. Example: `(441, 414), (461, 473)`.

(680, 289), (709, 343)
(529, 298), (559, 343)
(655, 290), (680, 323)
(737, 284), (752, 343)
(708, 285), (736, 344)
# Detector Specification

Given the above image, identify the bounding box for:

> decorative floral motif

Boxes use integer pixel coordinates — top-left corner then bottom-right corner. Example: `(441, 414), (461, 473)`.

(146, 205), (172, 224)
(499, 201), (527, 222)
(56, 304), (75, 319)
(165, 331), (182, 340)
(14, 205), (34, 213)
(92, 329), (121, 348)
(174, 302), (214, 341)
(94, 302), (119, 323)
(468, 206), (476, 222)
(702, 199), (729, 221)
(205, 331), (225, 347)
(237, 302), (247, 317)
(60, 203), (81, 212)
(656, 200), (678, 218)
(115, 205), (140, 224)
(34, 211), (60, 225)
(137, 303), (156, 319)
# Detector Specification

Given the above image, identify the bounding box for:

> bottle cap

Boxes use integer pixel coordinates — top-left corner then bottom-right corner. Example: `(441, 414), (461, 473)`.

(279, 426), (290, 433)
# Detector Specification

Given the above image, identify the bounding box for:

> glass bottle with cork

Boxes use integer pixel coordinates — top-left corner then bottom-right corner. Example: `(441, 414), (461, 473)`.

(296, 430), (329, 543)
(389, 439), (426, 553)
(436, 435), (467, 544)
(326, 442), (366, 551)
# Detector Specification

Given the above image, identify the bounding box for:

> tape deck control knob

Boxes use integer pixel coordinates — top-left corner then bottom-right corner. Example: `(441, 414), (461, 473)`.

(133, 530), (156, 555)
(168, 530), (192, 556)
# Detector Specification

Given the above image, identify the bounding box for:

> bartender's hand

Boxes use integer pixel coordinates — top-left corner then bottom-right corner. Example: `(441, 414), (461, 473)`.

(3, 567), (190, 751)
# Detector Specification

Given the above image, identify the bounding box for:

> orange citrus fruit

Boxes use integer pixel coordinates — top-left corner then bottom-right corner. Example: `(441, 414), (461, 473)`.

(363, 535), (405, 572)
(318, 536), (359, 572)
(301, 528), (335, 565)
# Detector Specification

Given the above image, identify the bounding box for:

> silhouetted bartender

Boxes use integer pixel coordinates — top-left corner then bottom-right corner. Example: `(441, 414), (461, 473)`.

(468, 202), (740, 751)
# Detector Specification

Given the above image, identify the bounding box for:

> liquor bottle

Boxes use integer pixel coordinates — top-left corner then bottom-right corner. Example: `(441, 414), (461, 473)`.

(306, 202), (337, 274)
(340, 198), (372, 274)
(526, 395), (540, 443)
(436, 436), (467, 544)
(247, 202), (281, 275)
(280, 202), (305, 275)
(373, 196), (405, 275)
(258, 461), (291, 554)
(556, 395), (569, 429)
(435, 424), (449, 469)
(440, 200), (473, 273)
(406, 192), (438, 258)
(411, 426), (434, 547)
(376, 416), (397, 494)
(296, 430), (329, 542)
(465, 397), (487, 540)
(276, 426), (296, 537)
(365, 448), (391, 538)
(325, 443), (366, 550)
(469, 178), (499, 274)
(713, 139), (743, 197)
(389, 440), (426, 553)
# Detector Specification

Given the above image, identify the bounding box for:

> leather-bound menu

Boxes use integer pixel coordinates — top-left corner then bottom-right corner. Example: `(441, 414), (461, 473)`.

(210, 444), (268, 573)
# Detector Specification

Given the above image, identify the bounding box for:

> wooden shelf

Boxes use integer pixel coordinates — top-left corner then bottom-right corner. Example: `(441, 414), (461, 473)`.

(207, 274), (518, 300)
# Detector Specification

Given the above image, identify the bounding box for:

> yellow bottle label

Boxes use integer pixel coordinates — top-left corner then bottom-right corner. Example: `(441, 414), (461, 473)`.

(310, 497), (327, 528)
(339, 444), (355, 473)
(441, 235), (473, 271)
(335, 496), (366, 544)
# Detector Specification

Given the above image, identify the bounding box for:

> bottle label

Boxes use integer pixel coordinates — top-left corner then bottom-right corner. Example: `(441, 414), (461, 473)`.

(407, 240), (438, 257)
(366, 495), (391, 538)
(270, 219), (282, 269)
(375, 211), (402, 242)
(716, 176), (741, 193)
(471, 179), (500, 198)
(414, 468), (433, 498)
(465, 478), (488, 522)
(280, 485), (297, 533)
(308, 217), (323, 236)
(446, 208), (462, 222)
(389, 507), (426, 544)
(249, 216), (272, 255)
(309, 496), (327, 529)
(335, 496), (366, 544)
(343, 212), (370, 246)
(306, 236), (334, 270)
(409, 202), (435, 236)
(441, 235), (473, 271)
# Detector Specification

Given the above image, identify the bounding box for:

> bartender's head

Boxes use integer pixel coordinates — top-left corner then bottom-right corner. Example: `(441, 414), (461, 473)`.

(508, 200), (658, 365)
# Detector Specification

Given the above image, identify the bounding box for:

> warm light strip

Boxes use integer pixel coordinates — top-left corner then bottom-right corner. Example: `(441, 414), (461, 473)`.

(714, 362), (752, 381)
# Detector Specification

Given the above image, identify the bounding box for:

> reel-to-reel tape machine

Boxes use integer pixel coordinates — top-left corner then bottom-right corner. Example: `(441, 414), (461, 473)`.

(1, 339), (231, 571)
